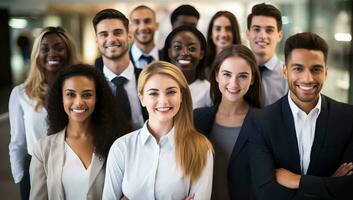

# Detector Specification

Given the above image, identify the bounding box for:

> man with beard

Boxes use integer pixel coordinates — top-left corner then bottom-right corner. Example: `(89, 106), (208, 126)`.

(129, 5), (160, 69)
(246, 3), (288, 106)
(93, 9), (146, 129)
(245, 32), (353, 200)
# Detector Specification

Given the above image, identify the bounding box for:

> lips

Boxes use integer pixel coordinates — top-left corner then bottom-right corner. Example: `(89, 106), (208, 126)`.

(227, 88), (241, 94)
(71, 108), (87, 113)
(47, 60), (60, 65)
(156, 107), (172, 112)
(255, 41), (269, 47)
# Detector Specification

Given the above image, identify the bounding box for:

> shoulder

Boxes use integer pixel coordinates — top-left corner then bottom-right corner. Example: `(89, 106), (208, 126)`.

(33, 130), (65, 157)
(323, 95), (353, 115)
(248, 96), (285, 121)
(10, 84), (26, 99)
(194, 106), (216, 119)
(110, 129), (141, 152)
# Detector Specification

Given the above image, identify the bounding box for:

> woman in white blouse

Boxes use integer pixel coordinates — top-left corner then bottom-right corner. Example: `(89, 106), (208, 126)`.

(29, 64), (132, 200)
(8, 26), (78, 199)
(103, 61), (214, 200)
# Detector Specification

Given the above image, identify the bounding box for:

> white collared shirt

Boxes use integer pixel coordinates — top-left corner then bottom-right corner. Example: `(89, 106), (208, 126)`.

(189, 79), (213, 109)
(288, 93), (321, 174)
(261, 55), (288, 106)
(8, 84), (48, 183)
(130, 43), (159, 69)
(102, 122), (213, 200)
(103, 62), (144, 129)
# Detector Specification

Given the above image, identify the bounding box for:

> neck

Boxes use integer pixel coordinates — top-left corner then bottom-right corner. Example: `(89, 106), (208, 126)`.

(147, 119), (173, 143)
(256, 53), (273, 66)
(216, 47), (223, 55)
(136, 42), (155, 54)
(103, 53), (130, 76)
(66, 119), (92, 138)
(45, 71), (58, 86)
(218, 97), (249, 115)
(290, 92), (319, 114)
(184, 72), (196, 85)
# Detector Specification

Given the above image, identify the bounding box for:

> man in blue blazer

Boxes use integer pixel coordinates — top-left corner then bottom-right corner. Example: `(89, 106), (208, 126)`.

(245, 32), (353, 200)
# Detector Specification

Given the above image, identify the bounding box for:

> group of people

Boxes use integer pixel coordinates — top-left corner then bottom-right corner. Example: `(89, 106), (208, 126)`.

(8, 2), (353, 200)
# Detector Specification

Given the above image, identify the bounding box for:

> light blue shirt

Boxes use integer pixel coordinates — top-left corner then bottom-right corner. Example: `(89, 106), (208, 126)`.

(103, 62), (144, 129)
(130, 43), (159, 69)
(261, 55), (288, 106)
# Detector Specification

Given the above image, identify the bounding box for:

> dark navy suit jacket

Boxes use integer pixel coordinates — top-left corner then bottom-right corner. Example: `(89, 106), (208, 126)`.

(194, 105), (255, 200)
(245, 95), (353, 200)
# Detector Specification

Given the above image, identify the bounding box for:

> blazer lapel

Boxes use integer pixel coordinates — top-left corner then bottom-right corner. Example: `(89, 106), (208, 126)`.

(87, 154), (105, 191)
(307, 95), (328, 174)
(282, 97), (301, 173)
(51, 129), (66, 200)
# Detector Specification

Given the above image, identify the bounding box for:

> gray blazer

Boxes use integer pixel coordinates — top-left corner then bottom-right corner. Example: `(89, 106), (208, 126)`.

(29, 128), (105, 200)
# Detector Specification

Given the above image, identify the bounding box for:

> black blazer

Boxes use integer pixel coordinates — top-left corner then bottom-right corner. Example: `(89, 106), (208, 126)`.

(245, 95), (353, 200)
(194, 105), (255, 200)
(95, 60), (148, 121)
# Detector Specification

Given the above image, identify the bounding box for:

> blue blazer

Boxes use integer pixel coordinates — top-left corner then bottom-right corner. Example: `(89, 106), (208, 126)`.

(194, 105), (255, 200)
(245, 95), (353, 200)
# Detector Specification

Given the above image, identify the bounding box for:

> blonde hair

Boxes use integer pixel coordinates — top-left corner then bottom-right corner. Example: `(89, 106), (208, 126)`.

(138, 61), (213, 181)
(24, 26), (79, 110)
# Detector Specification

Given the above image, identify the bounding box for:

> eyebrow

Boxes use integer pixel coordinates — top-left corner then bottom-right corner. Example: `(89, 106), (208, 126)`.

(251, 25), (275, 29)
(146, 86), (178, 92)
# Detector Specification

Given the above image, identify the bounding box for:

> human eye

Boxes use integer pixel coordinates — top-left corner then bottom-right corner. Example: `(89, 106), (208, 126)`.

(82, 92), (93, 98)
(188, 45), (197, 52)
(167, 90), (177, 95)
(54, 44), (66, 52)
(252, 27), (260, 32)
(148, 91), (158, 96)
(132, 19), (140, 25)
(173, 44), (182, 51)
(266, 28), (274, 34)
(144, 18), (152, 24)
(113, 29), (123, 36)
(226, 26), (232, 32)
(222, 72), (231, 77)
(312, 66), (323, 73)
(292, 66), (302, 72)
(65, 91), (75, 98)
(238, 74), (249, 79)
(40, 46), (49, 53)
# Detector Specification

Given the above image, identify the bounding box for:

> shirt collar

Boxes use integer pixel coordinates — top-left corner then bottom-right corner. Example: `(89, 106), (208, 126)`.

(131, 43), (159, 62)
(288, 93), (322, 120)
(140, 121), (175, 147)
(263, 54), (279, 71)
(103, 61), (135, 82)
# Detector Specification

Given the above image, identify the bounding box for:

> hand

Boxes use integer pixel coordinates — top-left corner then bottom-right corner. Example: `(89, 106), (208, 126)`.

(275, 168), (301, 189)
(120, 195), (129, 200)
(332, 162), (353, 177)
(185, 193), (195, 200)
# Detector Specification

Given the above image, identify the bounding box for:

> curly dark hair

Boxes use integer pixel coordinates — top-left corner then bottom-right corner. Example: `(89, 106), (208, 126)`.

(46, 63), (132, 158)
(162, 25), (207, 80)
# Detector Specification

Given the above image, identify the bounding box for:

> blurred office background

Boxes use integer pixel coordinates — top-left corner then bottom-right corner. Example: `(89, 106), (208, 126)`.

(0, 0), (352, 198)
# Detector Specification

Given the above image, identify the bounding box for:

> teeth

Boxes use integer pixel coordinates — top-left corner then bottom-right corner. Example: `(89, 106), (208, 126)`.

(228, 89), (240, 93)
(299, 85), (314, 90)
(178, 60), (191, 64)
(256, 41), (268, 45)
(72, 109), (85, 113)
(48, 60), (59, 65)
(156, 107), (170, 111)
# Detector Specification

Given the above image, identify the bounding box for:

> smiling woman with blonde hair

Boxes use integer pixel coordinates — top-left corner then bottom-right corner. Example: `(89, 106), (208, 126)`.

(103, 61), (214, 200)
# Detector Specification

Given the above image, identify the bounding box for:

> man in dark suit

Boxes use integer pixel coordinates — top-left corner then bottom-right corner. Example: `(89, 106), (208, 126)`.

(245, 32), (353, 200)
(92, 9), (147, 129)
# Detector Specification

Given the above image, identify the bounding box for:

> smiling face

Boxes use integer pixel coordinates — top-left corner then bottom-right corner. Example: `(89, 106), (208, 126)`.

(62, 75), (96, 124)
(130, 8), (158, 46)
(212, 16), (233, 53)
(216, 56), (253, 103)
(95, 19), (131, 60)
(39, 33), (68, 73)
(246, 15), (282, 64)
(168, 31), (204, 80)
(284, 48), (327, 112)
(139, 74), (182, 127)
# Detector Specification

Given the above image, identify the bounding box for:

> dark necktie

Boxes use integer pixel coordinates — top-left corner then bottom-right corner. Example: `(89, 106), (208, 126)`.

(111, 76), (131, 121)
(259, 65), (267, 77)
(140, 54), (154, 64)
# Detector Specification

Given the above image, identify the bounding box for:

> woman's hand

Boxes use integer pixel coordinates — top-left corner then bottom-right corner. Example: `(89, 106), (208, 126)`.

(185, 193), (195, 200)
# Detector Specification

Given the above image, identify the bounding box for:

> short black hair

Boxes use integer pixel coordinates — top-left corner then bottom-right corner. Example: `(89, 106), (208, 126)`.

(285, 32), (328, 64)
(247, 3), (282, 31)
(170, 4), (200, 25)
(92, 8), (129, 32)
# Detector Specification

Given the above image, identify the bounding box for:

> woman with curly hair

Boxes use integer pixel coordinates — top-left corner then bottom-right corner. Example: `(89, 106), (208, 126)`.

(103, 61), (213, 200)
(205, 11), (241, 77)
(194, 45), (263, 200)
(29, 64), (132, 200)
(162, 25), (212, 109)
(8, 26), (78, 199)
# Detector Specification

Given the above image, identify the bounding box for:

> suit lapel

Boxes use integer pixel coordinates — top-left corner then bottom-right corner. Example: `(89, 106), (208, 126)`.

(307, 95), (328, 174)
(87, 154), (105, 192)
(282, 97), (301, 173)
(51, 129), (66, 199)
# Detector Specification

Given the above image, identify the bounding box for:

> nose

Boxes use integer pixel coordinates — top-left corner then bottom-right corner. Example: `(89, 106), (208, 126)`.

(303, 69), (314, 83)
(158, 93), (169, 105)
(48, 47), (57, 57)
(180, 46), (190, 56)
(220, 28), (227, 38)
(74, 96), (84, 106)
(258, 29), (267, 39)
(139, 22), (147, 30)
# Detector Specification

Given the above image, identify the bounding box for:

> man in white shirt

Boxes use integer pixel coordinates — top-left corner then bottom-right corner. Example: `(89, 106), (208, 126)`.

(244, 32), (353, 199)
(129, 5), (160, 69)
(246, 3), (288, 106)
(92, 9), (146, 129)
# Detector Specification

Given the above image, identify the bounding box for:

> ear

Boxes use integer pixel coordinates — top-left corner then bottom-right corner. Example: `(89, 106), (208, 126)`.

(215, 70), (219, 83)
(246, 29), (250, 40)
(127, 32), (133, 43)
(278, 30), (283, 42)
(138, 93), (145, 107)
(282, 63), (288, 80)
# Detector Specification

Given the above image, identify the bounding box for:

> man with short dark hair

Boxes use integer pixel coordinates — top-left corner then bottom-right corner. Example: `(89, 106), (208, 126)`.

(93, 9), (146, 129)
(170, 4), (200, 29)
(247, 3), (288, 106)
(245, 32), (353, 199)
(129, 5), (160, 69)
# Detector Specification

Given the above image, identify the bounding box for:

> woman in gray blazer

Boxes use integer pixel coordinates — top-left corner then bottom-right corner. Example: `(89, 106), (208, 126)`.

(29, 64), (132, 200)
